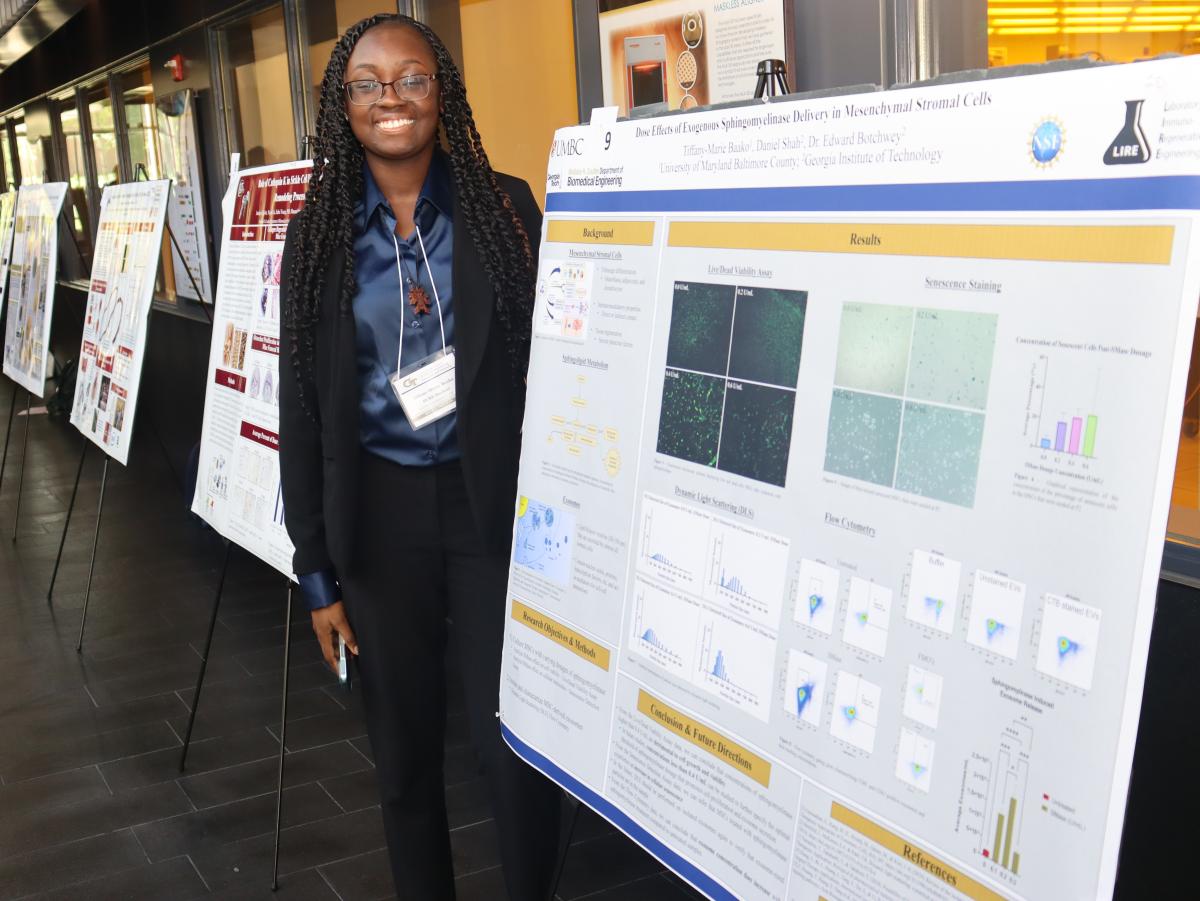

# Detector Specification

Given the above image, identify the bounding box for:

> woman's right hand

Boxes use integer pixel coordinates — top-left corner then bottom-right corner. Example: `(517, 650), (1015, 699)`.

(311, 601), (359, 674)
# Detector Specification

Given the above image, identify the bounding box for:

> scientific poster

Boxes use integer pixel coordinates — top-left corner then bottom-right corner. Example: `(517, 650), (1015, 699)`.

(69, 180), (171, 465)
(1, 183), (66, 396)
(156, 90), (213, 304)
(0, 190), (17, 310)
(598, 0), (787, 116)
(191, 159), (311, 576)
(501, 57), (1200, 901)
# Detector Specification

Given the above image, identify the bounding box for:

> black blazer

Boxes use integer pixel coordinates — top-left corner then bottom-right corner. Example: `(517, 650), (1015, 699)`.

(278, 172), (542, 578)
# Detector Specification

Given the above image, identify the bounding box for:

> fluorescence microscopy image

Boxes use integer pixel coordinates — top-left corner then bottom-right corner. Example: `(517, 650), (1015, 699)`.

(665, 281), (736, 376)
(907, 308), (997, 411)
(833, 303), (914, 396)
(824, 388), (903, 487)
(895, 401), (985, 507)
(727, 286), (808, 389)
(718, 381), (795, 486)
(657, 368), (725, 468)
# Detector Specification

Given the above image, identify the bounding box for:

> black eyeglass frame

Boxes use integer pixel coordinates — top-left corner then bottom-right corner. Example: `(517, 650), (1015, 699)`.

(342, 74), (439, 106)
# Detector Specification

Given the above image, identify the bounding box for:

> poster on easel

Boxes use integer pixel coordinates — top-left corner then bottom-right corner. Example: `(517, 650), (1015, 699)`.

(156, 90), (213, 304)
(68, 180), (171, 465)
(1, 183), (67, 396)
(192, 159), (311, 576)
(501, 57), (1200, 901)
(0, 191), (18, 310)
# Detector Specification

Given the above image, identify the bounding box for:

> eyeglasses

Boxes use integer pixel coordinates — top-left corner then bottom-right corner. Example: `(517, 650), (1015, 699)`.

(343, 74), (438, 106)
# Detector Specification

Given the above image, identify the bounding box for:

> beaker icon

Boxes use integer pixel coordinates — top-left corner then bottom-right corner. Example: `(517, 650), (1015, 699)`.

(1104, 99), (1150, 165)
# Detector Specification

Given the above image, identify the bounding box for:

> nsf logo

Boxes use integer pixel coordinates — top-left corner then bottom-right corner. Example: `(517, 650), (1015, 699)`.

(1029, 117), (1065, 167)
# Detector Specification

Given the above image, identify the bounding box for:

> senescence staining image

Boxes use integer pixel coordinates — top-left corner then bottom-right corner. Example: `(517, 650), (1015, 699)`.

(665, 281), (736, 375)
(657, 368), (725, 468)
(728, 286), (807, 389)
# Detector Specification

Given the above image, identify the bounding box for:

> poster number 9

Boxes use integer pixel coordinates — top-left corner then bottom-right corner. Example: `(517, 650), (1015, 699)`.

(604, 131), (612, 151)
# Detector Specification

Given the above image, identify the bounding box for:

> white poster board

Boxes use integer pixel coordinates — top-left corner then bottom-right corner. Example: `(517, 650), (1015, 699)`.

(501, 58), (1200, 901)
(156, 90), (213, 304)
(0, 191), (18, 311)
(2, 183), (67, 396)
(599, 0), (787, 117)
(69, 180), (171, 465)
(191, 160), (311, 576)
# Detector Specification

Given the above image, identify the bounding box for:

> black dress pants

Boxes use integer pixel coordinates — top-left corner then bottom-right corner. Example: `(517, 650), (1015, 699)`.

(340, 452), (562, 899)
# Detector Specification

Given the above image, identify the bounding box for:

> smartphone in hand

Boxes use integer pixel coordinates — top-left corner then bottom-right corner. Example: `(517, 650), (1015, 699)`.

(337, 633), (354, 691)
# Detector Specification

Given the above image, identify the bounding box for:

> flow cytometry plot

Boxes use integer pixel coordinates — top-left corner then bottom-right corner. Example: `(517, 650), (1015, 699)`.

(906, 309), (997, 410)
(895, 402), (986, 507)
(665, 281), (735, 375)
(903, 664), (943, 728)
(843, 577), (892, 658)
(512, 498), (574, 585)
(966, 571), (1027, 661)
(1036, 594), (1101, 690)
(703, 517), (790, 628)
(904, 550), (962, 635)
(636, 493), (708, 589)
(716, 381), (795, 487)
(896, 728), (936, 792)
(727, 286), (807, 388)
(784, 649), (827, 728)
(831, 671), (881, 753)
(696, 612), (776, 722)
(834, 303), (913, 395)
(657, 369), (724, 469)
(629, 579), (701, 677)
(792, 558), (840, 635)
(824, 389), (903, 487)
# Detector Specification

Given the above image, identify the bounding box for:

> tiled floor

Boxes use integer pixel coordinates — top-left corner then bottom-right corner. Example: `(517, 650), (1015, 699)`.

(0, 396), (699, 900)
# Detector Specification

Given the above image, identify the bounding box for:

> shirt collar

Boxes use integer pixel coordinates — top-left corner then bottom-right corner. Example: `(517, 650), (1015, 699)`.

(360, 148), (453, 234)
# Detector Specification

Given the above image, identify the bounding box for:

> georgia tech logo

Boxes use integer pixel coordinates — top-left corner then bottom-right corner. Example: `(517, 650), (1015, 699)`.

(550, 137), (584, 158)
(546, 172), (561, 189)
(1030, 117), (1065, 168)
(1104, 99), (1151, 165)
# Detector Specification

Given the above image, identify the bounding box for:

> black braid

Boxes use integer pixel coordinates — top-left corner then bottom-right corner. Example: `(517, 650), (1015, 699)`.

(284, 14), (536, 416)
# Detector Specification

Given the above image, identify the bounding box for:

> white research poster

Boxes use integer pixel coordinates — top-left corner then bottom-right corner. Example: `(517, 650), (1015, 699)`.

(0, 191), (18, 311)
(2, 183), (66, 397)
(70, 180), (171, 465)
(192, 159), (310, 577)
(499, 57), (1200, 901)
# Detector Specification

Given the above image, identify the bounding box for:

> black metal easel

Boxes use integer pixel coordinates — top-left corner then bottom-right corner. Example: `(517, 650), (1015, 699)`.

(178, 539), (233, 770)
(1, 381), (31, 541)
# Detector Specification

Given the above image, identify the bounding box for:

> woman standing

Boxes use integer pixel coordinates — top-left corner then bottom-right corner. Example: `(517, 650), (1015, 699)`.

(279, 14), (561, 899)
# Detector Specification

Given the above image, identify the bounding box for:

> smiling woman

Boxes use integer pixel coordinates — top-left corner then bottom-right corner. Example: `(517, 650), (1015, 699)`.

(277, 14), (562, 900)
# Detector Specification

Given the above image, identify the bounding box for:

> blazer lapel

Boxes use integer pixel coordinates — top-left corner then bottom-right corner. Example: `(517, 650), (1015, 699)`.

(452, 199), (493, 402)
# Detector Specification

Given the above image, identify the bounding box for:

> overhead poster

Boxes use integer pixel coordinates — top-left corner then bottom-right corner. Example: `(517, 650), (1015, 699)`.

(69, 180), (171, 465)
(156, 90), (214, 304)
(598, 0), (788, 117)
(0, 190), (18, 310)
(1, 183), (67, 396)
(191, 160), (311, 576)
(501, 58), (1200, 901)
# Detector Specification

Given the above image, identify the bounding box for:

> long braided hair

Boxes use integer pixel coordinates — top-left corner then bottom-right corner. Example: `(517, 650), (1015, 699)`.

(284, 14), (536, 413)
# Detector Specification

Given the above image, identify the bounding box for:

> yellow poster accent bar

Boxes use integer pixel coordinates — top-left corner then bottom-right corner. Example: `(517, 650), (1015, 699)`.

(546, 219), (657, 246)
(510, 600), (611, 671)
(668, 221), (1174, 265)
(636, 690), (771, 788)
(831, 803), (1007, 901)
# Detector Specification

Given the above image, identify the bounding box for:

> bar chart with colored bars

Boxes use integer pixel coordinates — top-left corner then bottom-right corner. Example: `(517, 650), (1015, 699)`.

(1024, 353), (1099, 458)
(1039, 414), (1097, 457)
(981, 720), (1033, 875)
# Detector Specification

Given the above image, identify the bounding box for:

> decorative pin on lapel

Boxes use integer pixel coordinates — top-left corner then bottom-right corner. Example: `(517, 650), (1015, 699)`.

(407, 281), (432, 315)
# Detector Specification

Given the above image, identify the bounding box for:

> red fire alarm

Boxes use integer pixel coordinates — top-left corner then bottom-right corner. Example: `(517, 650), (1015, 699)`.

(164, 53), (186, 82)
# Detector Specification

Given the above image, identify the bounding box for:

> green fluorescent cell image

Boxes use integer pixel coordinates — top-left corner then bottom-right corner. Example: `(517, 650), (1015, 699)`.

(824, 388), (903, 487)
(895, 401), (986, 507)
(657, 368), (725, 468)
(717, 381), (796, 487)
(665, 281), (736, 376)
(907, 309), (998, 410)
(833, 303), (914, 396)
(727, 286), (808, 389)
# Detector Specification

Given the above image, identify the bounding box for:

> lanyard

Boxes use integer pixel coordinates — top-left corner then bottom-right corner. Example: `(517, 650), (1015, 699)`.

(390, 223), (447, 374)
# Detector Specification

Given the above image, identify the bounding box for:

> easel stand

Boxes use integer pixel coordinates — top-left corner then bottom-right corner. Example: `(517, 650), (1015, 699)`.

(46, 439), (88, 602)
(179, 539), (233, 770)
(75, 457), (109, 652)
(0, 381), (18, 499)
(272, 582), (295, 891)
(2, 384), (32, 542)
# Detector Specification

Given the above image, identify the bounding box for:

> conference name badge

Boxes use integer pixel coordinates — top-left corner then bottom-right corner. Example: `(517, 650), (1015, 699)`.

(389, 347), (456, 430)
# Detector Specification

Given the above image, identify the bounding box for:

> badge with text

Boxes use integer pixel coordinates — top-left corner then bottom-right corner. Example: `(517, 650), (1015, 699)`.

(389, 347), (456, 430)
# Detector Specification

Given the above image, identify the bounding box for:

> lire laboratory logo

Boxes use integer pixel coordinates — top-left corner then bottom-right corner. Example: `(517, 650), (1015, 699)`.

(1104, 99), (1151, 165)
(1030, 117), (1065, 168)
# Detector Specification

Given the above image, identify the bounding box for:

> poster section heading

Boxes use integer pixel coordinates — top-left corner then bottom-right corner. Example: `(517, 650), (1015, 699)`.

(69, 180), (171, 465)
(191, 160), (311, 577)
(1, 183), (67, 397)
(499, 56), (1200, 901)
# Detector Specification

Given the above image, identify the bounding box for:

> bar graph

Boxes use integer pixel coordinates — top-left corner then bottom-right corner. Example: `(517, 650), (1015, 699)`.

(1024, 353), (1100, 459)
(981, 719), (1033, 876)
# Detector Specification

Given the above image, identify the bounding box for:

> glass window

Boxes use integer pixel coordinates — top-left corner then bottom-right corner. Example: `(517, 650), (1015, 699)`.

(14, 120), (46, 185)
(219, 5), (297, 166)
(306, 0), (389, 95)
(120, 64), (162, 179)
(55, 94), (95, 266)
(86, 82), (120, 194)
(0, 123), (13, 189)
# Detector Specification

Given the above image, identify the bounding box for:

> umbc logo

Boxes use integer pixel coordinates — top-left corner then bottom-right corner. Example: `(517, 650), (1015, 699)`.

(1030, 117), (1065, 168)
(1104, 99), (1151, 165)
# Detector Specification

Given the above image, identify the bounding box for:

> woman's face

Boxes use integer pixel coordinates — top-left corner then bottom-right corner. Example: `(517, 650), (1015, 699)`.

(344, 23), (440, 164)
